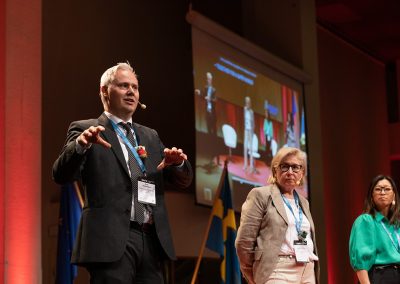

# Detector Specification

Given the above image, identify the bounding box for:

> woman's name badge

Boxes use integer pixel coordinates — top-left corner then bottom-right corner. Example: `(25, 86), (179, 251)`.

(293, 240), (309, 263)
(138, 178), (156, 205)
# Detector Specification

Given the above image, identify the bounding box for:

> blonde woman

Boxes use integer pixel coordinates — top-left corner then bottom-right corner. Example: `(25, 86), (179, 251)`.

(235, 147), (319, 283)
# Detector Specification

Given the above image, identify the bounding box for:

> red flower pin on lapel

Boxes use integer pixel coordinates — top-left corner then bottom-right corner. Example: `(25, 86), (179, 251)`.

(136, 146), (147, 159)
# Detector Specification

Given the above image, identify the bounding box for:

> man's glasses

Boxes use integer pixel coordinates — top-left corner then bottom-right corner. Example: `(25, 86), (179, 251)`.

(278, 164), (303, 173)
(373, 187), (393, 194)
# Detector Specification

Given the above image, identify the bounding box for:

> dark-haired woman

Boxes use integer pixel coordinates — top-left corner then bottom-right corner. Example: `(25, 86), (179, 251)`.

(349, 175), (400, 284)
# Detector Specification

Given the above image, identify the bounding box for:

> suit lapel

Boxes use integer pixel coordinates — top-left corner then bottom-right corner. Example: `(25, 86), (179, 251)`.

(131, 123), (144, 147)
(98, 113), (130, 177)
(132, 123), (154, 171)
(271, 185), (289, 224)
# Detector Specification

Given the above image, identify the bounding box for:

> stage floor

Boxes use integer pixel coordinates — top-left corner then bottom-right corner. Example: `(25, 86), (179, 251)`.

(215, 154), (271, 186)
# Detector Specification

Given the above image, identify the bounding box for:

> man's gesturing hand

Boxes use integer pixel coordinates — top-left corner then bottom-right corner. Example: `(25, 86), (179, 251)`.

(77, 126), (111, 148)
(157, 147), (187, 170)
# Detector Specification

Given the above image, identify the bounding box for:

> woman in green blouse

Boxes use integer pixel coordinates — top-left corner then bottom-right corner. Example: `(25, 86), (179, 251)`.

(349, 175), (400, 284)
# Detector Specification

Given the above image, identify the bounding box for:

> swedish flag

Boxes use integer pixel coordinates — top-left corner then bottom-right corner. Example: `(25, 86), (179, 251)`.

(206, 167), (242, 284)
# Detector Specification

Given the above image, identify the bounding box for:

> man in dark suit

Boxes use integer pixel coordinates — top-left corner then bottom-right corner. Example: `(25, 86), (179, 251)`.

(53, 62), (193, 283)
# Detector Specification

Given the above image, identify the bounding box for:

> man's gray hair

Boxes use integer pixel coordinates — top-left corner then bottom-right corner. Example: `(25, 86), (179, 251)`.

(100, 62), (136, 88)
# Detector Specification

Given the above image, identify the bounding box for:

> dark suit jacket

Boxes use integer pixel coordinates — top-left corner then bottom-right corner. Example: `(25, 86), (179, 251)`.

(53, 113), (193, 264)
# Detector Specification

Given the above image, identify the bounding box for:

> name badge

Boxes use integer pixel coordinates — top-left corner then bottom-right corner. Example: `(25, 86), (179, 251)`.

(293, 240), (309, 263)
(138, 178), (156, 205)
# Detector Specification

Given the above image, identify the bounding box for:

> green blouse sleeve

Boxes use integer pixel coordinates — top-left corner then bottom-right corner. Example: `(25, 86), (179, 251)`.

(349, 214), (376, 271)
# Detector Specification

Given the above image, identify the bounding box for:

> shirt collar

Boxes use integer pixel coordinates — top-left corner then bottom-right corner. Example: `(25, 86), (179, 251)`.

(104, 111), (133, 125)
(374, 211), (386, 222)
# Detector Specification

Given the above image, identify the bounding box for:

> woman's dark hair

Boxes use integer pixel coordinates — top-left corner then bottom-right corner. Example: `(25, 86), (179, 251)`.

(364, 174), (400, 225)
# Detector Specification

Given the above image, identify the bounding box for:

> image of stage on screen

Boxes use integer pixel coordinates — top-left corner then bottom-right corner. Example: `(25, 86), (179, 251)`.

(192, 27), (308, 212)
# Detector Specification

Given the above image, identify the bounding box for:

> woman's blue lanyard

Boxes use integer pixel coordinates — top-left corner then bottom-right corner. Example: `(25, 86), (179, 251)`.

(109, 120), (146, 174)
(281, 192), (303, 238)
(380, 220), (400, 252)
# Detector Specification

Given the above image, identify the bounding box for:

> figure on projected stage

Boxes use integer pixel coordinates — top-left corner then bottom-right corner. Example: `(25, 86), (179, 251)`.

(195, 72), (217, 135)
(263, 100), (274, 165)
(286, 112), (298, 148)
(243, 96), (255, 173)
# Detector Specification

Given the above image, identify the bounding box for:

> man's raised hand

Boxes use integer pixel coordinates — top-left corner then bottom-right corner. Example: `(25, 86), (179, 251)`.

(77, 126), (111, 148)
(157, 147), (187, 170)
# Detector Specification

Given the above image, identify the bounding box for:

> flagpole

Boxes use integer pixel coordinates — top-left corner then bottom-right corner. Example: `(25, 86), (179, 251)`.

(191, 160), (228, 284)
(73, 181), (84, 208)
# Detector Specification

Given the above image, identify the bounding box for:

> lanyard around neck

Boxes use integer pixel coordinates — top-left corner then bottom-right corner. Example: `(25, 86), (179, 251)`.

(380, 220), (400, 252)
(109, 120), (146, 173)
(281, 192), (303, 236)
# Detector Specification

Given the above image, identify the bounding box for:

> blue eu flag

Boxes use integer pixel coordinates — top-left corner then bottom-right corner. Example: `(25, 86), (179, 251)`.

(55, 183), (82, 284)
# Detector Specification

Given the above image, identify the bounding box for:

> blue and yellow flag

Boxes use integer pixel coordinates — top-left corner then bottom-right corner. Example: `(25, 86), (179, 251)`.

(206, 167), (241, 284)
(55, 183), (82, 284)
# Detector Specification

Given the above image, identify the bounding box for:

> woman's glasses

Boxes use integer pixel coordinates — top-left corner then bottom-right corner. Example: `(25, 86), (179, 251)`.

(278, 164), (302, 173)
(373, 187), (393, 194)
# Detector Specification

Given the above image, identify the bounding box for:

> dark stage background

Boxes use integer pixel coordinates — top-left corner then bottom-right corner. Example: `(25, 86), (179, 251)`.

(0, 0), (393, 283)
